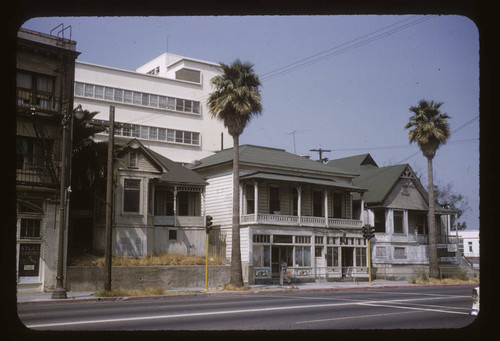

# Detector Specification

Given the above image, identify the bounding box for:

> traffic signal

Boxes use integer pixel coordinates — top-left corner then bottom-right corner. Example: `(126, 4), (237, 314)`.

(368, 225), (375, 239)
(205, 215), (213, 232)
(362, 225), (375, 239)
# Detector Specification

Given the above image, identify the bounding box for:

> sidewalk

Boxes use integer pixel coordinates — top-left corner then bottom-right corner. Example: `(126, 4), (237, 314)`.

(17, 279), (424, 304)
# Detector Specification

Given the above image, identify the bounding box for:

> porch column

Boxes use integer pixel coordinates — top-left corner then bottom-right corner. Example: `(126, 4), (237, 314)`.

(253, 180), (258, 222)
(173, 186), (178, 227)
(239, 183), (243, 218)
(297, 185), (302, 225)
(324, 189), (329, 227)
(201, 189), (206, 216)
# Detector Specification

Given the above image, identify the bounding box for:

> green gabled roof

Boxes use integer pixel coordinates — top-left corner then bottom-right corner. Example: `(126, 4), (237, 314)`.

(326, 154), (377, 174)
(190, 144), (358, 178)
(328, 154), (410, 204)
(119, 139), (206, 186)
(354, 164), (408, 204)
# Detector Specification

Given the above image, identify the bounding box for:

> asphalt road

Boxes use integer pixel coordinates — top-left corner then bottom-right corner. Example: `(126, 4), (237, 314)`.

(17, 285), (478, 331)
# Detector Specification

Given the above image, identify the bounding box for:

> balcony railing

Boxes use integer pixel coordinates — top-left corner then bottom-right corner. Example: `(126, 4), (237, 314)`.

(241, 213), (362, 229)
(16, 163), (56, 186)
(153, 215), (205, 227)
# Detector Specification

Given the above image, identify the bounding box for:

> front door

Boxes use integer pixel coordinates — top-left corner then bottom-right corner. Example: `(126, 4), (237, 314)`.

(271, 246), (293, 279)
(341, 247), (354, 277)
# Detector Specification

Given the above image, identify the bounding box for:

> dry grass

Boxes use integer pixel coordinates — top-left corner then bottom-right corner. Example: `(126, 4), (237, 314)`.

(409, 272), (479, 285)
(93, 287), (167, 297)
(223, 283), (251, 291)
(69, 253), (223, 266)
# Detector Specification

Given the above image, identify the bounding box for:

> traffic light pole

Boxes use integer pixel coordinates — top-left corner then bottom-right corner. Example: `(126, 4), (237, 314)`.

(367, 239), (372, 286)
(204, 231), (209, 292)
(204, 215), (213, 292)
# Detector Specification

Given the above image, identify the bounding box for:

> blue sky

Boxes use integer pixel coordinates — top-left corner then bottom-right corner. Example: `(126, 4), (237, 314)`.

(21, 15), (479, 229)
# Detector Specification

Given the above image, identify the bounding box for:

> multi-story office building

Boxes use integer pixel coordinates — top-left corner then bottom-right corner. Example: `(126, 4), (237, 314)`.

(74, 52), (233, 164)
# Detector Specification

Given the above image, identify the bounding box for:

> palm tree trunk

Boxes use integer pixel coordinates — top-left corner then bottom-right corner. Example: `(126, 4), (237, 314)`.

(427, 155), (439, 278)
(230, 135), (244, 287)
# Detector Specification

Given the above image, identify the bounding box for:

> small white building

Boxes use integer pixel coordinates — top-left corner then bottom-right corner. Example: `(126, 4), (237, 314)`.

(457, 230), (479, 268)
(74, 52), (233, 164)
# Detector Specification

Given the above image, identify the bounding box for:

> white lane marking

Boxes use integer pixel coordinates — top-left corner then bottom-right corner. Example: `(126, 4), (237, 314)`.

(26, 294), (469, 329)
(296, 310), (421, 324)
(358, 302), (469, 315)
(26, 301), (357, 328)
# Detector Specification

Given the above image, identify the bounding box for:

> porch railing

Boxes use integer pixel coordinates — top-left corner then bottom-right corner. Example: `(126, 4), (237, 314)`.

(153, 215), (205, 227)
(241, 213), (362, 229)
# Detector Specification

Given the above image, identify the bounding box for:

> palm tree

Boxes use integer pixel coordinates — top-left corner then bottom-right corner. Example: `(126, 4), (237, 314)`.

(405, 100), (450, 278)
(207, 60), (262, 287)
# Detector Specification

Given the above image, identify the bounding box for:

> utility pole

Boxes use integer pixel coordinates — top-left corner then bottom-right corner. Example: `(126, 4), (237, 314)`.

(310, 148), (331, 163)
(104, 106), (115, 291)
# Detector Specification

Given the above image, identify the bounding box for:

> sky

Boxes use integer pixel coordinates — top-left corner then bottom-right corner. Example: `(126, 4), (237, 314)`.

(21, 15), (480, 230)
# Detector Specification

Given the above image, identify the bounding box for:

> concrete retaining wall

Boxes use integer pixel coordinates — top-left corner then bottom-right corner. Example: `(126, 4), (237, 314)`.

(66, 265), (231, 291)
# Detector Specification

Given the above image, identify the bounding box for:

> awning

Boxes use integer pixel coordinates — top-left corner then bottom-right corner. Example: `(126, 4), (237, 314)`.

(240, 172), (366, 192)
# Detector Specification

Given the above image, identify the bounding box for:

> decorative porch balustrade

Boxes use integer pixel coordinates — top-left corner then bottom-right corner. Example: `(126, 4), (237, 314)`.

(241, 213), (362, 229)
(153, 215), (205, 227)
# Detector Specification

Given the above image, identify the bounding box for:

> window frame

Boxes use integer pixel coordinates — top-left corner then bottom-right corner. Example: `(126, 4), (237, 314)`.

(123, 178), (141, 214)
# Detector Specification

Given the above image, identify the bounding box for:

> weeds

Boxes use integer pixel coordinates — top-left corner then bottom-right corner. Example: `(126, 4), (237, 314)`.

(93, 287), (167, 297)
(70, 253), (223, 266)
(223, 283), (250, 291)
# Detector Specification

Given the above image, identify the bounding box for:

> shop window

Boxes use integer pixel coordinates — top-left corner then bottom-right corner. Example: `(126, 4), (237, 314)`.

(356, 247), (367, 266)
(295, 246), (311, 266)
(253, 245), (270, 267)
(326, 246), (339, 267)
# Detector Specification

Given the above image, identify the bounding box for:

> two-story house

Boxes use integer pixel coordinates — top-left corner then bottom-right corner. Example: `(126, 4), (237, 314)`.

(190, 145), (368, 285)
(16, 28), (80, 292)
(328, 154), (458, 280)
(92, 139), (208, 257)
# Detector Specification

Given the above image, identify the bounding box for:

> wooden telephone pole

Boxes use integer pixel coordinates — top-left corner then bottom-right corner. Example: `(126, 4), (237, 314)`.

(310, 148), (331, 163)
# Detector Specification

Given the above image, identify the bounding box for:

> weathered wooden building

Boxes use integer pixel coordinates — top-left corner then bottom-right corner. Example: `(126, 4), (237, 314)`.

(191, 145), (368, 284)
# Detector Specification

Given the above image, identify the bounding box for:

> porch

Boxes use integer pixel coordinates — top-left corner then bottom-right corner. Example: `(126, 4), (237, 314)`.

(240, 172), (366, 230)
(241, 213), (362, 229)
(151, 183), (205, 227)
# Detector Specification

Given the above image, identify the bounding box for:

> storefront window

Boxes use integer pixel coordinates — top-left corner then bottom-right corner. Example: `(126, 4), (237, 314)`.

(253, 245), (270, 267)
(295, 246), (311, 266)
(327, 246), (339, 267)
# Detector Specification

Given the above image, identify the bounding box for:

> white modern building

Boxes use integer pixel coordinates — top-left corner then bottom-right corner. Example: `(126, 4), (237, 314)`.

(74, 52), (233, 164)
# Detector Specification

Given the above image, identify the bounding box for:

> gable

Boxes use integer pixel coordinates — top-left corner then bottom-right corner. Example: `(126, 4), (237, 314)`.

(383, 176), (429, 210)
(118, 149), (162, 174)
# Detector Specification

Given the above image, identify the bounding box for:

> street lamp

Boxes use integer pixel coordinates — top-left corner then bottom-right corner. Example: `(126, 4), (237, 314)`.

(52, 104), (84, 299)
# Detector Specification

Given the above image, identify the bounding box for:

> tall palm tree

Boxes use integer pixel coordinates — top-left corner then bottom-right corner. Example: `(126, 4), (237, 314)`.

(207, 60), (262, 287)
(405, 100), (450, 278)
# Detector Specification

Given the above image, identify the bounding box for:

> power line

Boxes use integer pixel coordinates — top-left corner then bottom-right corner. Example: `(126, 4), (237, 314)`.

(186, 15), (434, 107)
(260, 16), (434, 82)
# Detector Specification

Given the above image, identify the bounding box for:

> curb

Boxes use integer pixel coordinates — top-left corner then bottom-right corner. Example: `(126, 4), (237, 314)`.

(17, 282), (477, 305)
